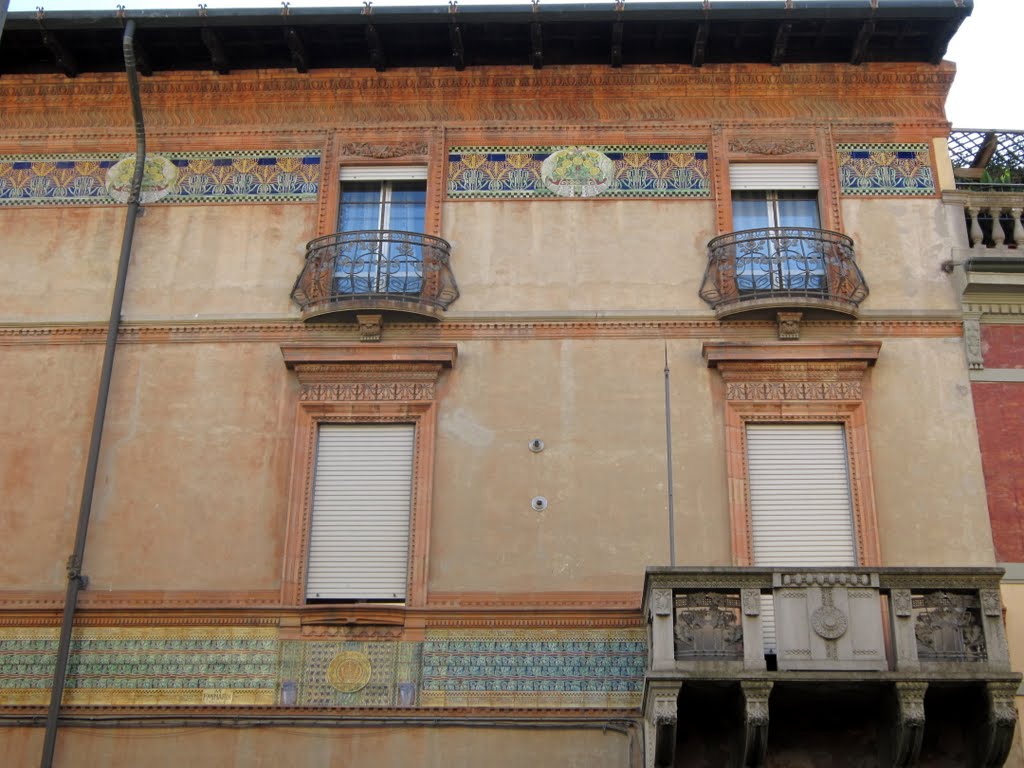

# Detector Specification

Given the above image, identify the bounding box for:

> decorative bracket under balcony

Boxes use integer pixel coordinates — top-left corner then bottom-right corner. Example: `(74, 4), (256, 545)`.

(699, 227), (868, 318)
(290, 230), (459, 321)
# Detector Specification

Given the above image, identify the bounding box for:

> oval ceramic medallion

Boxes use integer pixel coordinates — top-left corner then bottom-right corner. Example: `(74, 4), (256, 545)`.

(105, 154), (178, 203)
(326, 650), (373, 693)
(541, 146), (614, 198)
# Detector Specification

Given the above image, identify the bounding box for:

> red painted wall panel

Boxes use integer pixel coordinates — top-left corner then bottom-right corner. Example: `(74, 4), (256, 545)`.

(973, 381), (1024, 562)
(982, 325), (1024, 369)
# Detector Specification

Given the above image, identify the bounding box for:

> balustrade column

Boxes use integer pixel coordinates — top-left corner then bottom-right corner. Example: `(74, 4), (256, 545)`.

(967, 206), (984, 248)
(989, 206), (1006, 247)
(1010, 208), (1024, 249)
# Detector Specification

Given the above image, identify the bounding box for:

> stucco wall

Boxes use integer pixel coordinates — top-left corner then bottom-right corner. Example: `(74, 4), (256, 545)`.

(430, 338), (730, 594)
(0, 725), (634, 768)
(0, 203), (314, 323)
(2, 332), (996, 594)
(842, 198), (960, 313)
(868, 337), (995, 565)
(0, 346), (100, 589)
(442, 199), (714, 314)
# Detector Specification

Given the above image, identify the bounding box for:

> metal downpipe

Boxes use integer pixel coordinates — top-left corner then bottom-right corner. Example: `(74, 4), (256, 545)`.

(39, 19), (147, 768)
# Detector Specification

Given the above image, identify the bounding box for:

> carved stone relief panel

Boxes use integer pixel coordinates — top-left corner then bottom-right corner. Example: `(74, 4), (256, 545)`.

(673, 592), (743, 660)
(912, 591), (987, 662)
(773, 574), (886, 671)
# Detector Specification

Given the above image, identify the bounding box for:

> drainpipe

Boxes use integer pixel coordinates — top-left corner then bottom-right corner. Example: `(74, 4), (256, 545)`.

(39, 19), (147, 768)
(0, 0), (10, 46)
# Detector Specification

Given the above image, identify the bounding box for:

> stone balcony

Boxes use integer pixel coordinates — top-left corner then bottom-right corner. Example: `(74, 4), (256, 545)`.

(642, 567), (1020, 768)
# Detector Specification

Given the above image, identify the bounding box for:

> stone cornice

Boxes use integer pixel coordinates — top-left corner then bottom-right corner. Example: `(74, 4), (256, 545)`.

(0, 62), (955, 134)
(0, 319), (963, 346)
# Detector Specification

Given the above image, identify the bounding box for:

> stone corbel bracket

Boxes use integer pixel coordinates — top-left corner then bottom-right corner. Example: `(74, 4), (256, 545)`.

(740, 680), (772, 768)
(979, 681), (1019, 768)
(891, 681), (927, 767)
(644, 685), (679, 768)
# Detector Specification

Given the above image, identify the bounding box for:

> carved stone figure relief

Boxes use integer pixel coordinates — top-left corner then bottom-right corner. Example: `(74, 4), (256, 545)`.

(674, 592), (743, 659)
(913, 591), (987, 662)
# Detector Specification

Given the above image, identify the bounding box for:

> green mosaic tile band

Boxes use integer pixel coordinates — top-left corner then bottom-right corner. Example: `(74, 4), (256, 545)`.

(0, 150), (320, 206)
(0, 628), (279, 706)
(837, 143), (934, 196)
(0, 629), (278, 691)
(448, 144), (710, 199)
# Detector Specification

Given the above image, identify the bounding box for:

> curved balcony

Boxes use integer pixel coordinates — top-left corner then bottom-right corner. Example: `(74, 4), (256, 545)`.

(290, 230), (459, 321)
(699, 227), (868, 318)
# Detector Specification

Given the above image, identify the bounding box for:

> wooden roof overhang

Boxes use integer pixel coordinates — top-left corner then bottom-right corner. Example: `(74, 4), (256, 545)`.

(0, 1), (972, 77)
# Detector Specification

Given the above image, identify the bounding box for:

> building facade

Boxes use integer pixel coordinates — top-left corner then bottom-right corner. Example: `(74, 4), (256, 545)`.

(0, 2), (1019, 766)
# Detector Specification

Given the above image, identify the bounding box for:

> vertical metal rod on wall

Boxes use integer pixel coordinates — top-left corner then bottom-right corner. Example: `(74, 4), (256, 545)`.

(663, 343), (676, 567)
(39, 19), (147, 768)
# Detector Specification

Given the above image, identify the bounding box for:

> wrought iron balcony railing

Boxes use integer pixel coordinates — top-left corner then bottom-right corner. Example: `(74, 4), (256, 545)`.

(699, 227), (869, 317)
(290, 230), (459, 320)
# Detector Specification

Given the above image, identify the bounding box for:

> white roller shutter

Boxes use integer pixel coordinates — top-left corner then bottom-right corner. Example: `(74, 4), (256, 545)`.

(729, 163), (819, 190)
(339, 166), (428, 181)
(306, 424), (415, 601)
(746, 423), (856, 652)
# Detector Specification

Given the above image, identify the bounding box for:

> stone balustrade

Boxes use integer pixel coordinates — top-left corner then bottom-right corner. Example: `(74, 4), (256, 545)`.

(947, 191), (1024, 250)
(641, 567), (1021, 768)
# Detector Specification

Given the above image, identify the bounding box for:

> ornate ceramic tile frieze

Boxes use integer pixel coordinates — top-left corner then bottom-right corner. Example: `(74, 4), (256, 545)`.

(447, 145), (710, 199)
(836, 143), (934, 196)
(0, 150), (320, 206)
(279, 640), (422, 708)
(0, 627), (278, 706)
(418, 629), (646, 707)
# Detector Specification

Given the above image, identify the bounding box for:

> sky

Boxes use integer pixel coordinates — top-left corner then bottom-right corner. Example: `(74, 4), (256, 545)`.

(6, 0), (1023, 129)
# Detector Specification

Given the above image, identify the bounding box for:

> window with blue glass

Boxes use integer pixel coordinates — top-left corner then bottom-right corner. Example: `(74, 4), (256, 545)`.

(729, 164), (824, 294)
(336, 167), (428, 296)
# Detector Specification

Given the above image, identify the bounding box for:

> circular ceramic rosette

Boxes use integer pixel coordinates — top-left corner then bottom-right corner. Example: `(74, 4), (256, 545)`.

(325, 650), (373, 693)
(105, 154), (178, 204)
(541, 146), (615, 198)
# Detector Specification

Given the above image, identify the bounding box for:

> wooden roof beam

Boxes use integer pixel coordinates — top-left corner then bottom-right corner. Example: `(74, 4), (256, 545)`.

(449, 22), (465, 71)
(284, 26), (309, 73)
(39, 28), (77, 78)
(200, 26), (229, 74)
(850, 20), (874, 65)
(771, 21), (791, 66)
(530, 21), (542, 70)
(365, 23), (385, 72)
(691, 22), (708, 68)
(611, 19), (623, 68)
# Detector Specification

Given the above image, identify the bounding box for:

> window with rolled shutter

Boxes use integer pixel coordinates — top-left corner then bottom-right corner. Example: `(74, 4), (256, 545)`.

(305, 423), (415, 602)
(746, 422), (857, 652)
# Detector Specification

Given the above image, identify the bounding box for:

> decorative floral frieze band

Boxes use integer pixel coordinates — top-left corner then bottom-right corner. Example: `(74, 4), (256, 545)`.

(0, 150), (320, 206)
(0, 626), (645, 709)
(0, 627), (278, 706)
(837, 143), (934, 196)
(448, 144), (710, 199)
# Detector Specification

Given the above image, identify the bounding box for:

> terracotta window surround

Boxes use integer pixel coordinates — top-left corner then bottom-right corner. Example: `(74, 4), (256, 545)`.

(703, 340), (882, 568)
(316, 132), (443, 239)
(712, 128), (843, 236)
(280, 343), (457, 609)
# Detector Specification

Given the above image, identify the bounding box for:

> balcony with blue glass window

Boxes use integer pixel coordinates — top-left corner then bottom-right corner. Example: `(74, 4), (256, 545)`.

(700, 191), (869, 319)
(290, 177), (459, 321)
